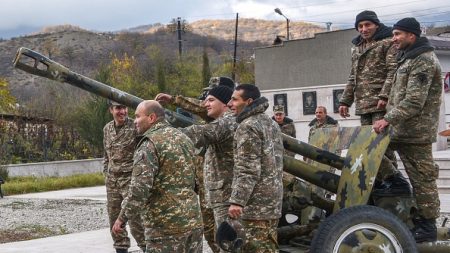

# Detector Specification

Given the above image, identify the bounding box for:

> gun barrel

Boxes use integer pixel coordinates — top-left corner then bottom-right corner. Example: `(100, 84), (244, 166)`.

(283, 134), (345, 170)
(13, 47), (195, 128)
(283, 156), (339, 193)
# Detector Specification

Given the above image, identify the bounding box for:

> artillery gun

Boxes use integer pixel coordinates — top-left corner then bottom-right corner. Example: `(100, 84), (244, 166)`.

(13, 47), (450, 253)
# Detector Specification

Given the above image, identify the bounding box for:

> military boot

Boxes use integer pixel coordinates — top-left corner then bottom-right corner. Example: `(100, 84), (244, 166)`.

(412, 217), (437, 243)
(115, 249), (128, 253)
(371, 172), (412, 196)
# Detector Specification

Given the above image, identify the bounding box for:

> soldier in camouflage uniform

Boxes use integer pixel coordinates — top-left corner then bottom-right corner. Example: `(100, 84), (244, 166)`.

(103, 101), (145, 253)
(156, 76), (235, 122)
(373, 18), (442, 243)
(227, 84), (284, 252)
(338, 10), (409, 194)
(112, 100), (203, 252)
(308, 106), (338, 141)
(179, 86), (238, 252)
(155, 77), (235, 253)
(272, 105), (296, 138)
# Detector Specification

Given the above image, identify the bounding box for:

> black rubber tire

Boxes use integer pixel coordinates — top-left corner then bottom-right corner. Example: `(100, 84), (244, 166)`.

(310, 205), (417, 253)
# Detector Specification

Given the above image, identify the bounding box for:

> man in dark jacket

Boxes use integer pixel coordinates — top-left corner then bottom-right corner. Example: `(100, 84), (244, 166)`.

(308, 106), (338, 141)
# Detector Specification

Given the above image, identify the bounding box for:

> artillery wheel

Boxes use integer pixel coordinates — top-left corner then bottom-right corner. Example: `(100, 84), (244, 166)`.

(310, 205), (417, 253)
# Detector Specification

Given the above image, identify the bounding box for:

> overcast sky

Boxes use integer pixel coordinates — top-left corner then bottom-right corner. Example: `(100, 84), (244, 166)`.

(1, 0), (449, 38)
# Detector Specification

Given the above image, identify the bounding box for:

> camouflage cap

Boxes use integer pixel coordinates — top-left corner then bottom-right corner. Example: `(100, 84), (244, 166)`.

(216, 219), (245, 252)
(273, 105), (285, 114)
(107, 99), (123, 107)
(205, 77), (235, 91)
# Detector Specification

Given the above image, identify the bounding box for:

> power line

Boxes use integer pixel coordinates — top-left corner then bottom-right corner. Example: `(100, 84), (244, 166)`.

(298, 0), (424, 19)
(301, 7), (450, 26)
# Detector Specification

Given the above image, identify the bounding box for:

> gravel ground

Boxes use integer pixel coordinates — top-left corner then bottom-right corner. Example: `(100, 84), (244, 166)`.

(0, 197), (213, 252)
(0, 198), (108, 243)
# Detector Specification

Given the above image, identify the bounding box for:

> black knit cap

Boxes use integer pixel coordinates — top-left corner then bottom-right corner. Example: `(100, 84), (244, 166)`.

(208, 85), (233, 104)
(355, 10), (380, 29)
(218, 77), (235, 90)
(393, 17), (421, 37)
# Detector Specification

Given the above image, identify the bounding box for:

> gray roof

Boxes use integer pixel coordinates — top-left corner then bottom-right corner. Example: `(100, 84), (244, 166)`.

(428, 34), (450, 50)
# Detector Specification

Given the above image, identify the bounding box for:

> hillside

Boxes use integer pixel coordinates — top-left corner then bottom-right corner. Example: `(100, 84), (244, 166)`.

(2, 18), (324, 104)
(0, 27), (262, 110)
(137, 18), (325, 44)
(0, 30), (118, 102)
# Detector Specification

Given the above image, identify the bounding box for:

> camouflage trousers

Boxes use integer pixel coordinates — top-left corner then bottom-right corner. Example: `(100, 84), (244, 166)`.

(106, 174), (146, 249)
(146, 228), (203, 253)
(388, 142), (440, 219)
(360, 112), (399, 180)
(241, 219), (279, 253)
(195, 156), (221, 253)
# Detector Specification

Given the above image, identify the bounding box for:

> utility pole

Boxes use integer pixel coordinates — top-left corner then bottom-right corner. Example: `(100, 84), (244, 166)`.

(286, 18), (290, 40)
(176, 17), (183, 58)
(232, 13), (239, 81)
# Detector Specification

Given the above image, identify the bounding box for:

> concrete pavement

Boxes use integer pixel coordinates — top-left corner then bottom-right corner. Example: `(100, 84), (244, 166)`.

(1, 186), (450, 252)
(0, 186), (141, 253)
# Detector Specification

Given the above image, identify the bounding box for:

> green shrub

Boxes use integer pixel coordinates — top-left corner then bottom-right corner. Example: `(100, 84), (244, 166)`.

(2, 173), (104, 196)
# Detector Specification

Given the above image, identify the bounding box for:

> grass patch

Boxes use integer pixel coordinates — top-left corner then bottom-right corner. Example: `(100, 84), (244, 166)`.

(0, 200), (33, 209)
(0, 224), (68, 243)
(2, 173), (104, 196)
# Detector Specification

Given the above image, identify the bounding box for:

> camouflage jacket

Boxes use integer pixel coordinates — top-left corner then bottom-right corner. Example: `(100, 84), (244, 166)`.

(272, 116), (296, 138)
(230, 97), (284, 220)
(340, 24), (398, 115)
(103, 118), (137, 175)
(171, 95), (210, 122)
(182, 110), (238, 207)
(384, 37), (442, 144)
(119, 120), (202, 237)
(308, 116), (338, 141)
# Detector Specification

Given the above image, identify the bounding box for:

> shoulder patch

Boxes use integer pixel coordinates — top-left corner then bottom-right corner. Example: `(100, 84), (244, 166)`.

(417, 72), (428, 84)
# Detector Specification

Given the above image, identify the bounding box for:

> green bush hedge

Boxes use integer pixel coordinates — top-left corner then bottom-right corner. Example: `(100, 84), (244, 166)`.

(2, 173), (104, 196)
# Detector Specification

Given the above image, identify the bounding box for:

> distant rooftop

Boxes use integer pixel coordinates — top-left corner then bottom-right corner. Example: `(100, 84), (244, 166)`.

(428, 32), (450, 50)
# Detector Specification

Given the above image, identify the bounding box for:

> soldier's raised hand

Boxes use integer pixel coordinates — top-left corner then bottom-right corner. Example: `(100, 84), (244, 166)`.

(155, 93), (172, 105)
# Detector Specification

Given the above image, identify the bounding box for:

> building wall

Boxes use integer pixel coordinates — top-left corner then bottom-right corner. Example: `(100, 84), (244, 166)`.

(5, 158), (102, 177)
(261, 84), (359, 143)
(261, 84), (448, 151)
(255, 29), (358, 90)
(256, 29), (449, 150)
